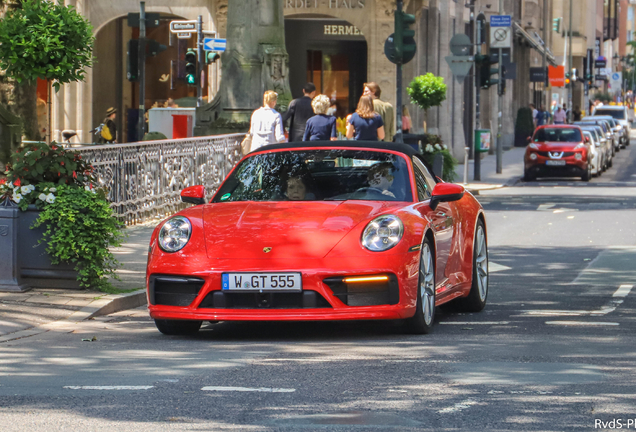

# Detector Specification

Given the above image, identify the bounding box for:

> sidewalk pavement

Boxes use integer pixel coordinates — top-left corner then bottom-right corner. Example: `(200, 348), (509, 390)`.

(454, 146), (525, 194)
(0, 224), (156, 343)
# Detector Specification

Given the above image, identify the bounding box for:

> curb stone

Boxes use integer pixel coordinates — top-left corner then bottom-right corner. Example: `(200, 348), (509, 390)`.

(0, 288), (147, 343)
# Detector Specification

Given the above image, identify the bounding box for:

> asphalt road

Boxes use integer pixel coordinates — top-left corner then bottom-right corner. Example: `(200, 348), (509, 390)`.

(1, 144), (636, 431)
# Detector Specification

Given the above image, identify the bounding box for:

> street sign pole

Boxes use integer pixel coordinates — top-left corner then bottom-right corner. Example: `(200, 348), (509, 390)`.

(137, 1), (146, 141)
(495, 0), (504, 175)
(474, 12), (483, 181)
(395, 0), (404, 144)
(567, 0), (573, 123)
(197, 15), (203, 107)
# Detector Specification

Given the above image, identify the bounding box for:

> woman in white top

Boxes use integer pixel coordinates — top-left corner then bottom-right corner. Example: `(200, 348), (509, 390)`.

(248, 90), (287, 151)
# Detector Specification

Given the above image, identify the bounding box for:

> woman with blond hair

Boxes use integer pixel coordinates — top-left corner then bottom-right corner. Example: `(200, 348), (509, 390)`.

(302, 94), (337, 141)
(346, 95), (385, 141)
(247, 90), (287, 152)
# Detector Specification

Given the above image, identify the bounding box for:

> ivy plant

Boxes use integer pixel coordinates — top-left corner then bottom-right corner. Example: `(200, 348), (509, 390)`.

(0, 0), (95, 91)
(407, 73), (447, 111)
(32, 185), (124, 291)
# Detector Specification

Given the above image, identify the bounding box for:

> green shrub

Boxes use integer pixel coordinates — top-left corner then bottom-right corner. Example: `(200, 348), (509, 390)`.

(407, 73), (447, 111)
(421, 135), (457, 183)
(515, 107), (535, 135)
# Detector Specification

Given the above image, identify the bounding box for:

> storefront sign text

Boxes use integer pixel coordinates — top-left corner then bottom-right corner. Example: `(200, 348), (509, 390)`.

(324, 25), (363, 35)
(285, 0), (366, 9)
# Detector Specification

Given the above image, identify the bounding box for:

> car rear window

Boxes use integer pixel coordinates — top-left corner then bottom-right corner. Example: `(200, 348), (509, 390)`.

(593, 109), (626, 120)
(533, 128), (582, 143)
(213, 149), (414, 202)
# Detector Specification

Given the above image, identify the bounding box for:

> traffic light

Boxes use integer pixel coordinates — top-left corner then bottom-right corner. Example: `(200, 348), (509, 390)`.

(206, 52), (220, 64)
(394, 9), (416, 64)
(126, 39), (139, 82)
(185, 49), (197, 86)
(586, 73), (594, 86)
(476, 54), (499, 89)
(552, 17), (561, 33)
(565, 71), (571, 87)
(147, 39), (167, 57)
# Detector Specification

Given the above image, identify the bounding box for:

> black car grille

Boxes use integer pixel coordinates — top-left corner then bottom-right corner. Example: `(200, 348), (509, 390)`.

(198, 291), (332, 309)
(323, 274), (400, 306)
(537, 151), (575, 158)
(148, 275), (205, 306)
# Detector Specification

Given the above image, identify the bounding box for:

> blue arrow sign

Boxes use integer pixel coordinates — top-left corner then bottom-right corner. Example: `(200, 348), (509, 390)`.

(490, 15), (511, 27)
(204, 38), (226, 52)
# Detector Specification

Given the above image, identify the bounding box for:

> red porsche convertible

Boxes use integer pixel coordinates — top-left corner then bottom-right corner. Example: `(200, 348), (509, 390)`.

(146, 142), (488, 335)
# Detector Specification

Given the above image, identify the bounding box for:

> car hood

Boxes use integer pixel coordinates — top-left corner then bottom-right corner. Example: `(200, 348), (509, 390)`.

(531, 142), (584, 151)
(202, 201), (404, 259)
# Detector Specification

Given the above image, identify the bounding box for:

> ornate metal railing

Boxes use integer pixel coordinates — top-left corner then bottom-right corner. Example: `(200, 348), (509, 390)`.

(76, 134), (245, 225)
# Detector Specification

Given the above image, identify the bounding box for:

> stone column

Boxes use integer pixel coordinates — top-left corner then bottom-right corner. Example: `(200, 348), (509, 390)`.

(195, 0), (292, 134)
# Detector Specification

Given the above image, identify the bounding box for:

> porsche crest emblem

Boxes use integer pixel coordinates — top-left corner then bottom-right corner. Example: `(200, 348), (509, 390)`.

(263, 247), (272, 253)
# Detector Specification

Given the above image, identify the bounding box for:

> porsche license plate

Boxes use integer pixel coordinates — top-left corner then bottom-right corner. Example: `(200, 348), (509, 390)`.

(222, 273), (302, 292)
(545, 160), (566, 166)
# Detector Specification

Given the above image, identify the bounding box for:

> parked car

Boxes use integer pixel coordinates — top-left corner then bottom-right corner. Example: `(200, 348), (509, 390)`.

(587, 115), (626, 148)
(592, 105), (631, 145)
(579, 125), (611, 171)
(146, 142), (489, 336)
(524, 125), (592, 182)
(574, 120), (617, 156)
(581, 130), (602, 177)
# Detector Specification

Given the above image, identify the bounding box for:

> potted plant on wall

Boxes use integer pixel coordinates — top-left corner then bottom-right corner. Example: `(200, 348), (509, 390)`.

(514, 107), (535, 147)
(0, 142), (124, 292)
(420, 135), (458, 183)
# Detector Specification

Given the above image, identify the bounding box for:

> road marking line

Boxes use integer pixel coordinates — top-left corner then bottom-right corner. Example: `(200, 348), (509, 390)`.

(440, 321), (510, 325)
(64, 386), (154, 390)
(438, 399), (477, 413)
(201, 386), (295, 393)
(545, 321), (619, 326)
(613, 284), (634, 297)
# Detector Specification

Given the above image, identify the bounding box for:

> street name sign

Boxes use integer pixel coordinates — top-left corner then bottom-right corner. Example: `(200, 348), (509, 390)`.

(177, 32), (192, 39)
(170, 20), (197, 34)
(203, 38), (227, 52)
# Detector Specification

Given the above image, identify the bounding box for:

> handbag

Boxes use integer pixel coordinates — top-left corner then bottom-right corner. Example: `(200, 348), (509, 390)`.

(240, 133), (252, 155)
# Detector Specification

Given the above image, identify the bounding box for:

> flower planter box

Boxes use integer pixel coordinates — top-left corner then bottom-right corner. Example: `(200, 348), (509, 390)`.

(17, 205), (80, 290)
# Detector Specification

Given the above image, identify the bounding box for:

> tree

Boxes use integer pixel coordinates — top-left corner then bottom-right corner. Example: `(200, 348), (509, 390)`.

(0, 0), (94, 143)
(406, 73), (447, 112)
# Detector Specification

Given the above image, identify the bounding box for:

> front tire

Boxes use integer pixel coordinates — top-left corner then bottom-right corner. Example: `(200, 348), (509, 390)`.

(154, 319), (202, 335)
(405, 238), (436, 334)
(455, 220), (488, 312)
(581, 163), (591, 182)
(523, 170), (536, 182)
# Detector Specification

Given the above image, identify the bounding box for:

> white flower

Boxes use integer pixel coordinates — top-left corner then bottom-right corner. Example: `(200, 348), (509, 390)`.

(38, 193), (47, 201)
(45, 193), (56, 204)
(12, 192), (22, 203)
(8, 182), (14, 189)
(434, 144), (442, 151)
(443, 144), (448, 150)
(84, 185), (92, 192)
(49, 187), (57, 193)
(24, 151), (32, 157)
(21, 185), (35, 195)
(425, 144), (434, 153)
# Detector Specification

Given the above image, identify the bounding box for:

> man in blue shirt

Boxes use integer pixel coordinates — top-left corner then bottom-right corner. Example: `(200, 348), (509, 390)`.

(536, 105), (551, 126)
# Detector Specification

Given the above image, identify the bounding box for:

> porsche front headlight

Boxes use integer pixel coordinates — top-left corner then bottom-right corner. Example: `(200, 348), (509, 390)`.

(158, 216), (192, 253)
(361, 215), (404, 252)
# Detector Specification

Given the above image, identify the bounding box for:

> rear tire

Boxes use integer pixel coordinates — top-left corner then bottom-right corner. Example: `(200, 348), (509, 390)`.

(154, 319), (202, 335)
(455, 220), (488, 313)
(405, 238), (436, 334)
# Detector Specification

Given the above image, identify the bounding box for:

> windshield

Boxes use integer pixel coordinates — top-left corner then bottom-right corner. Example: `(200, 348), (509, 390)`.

(576, 122), (608, 133)
(533, 128), (583, 143)
(593, 109), (626, 120)
(212, 149), (413, 203)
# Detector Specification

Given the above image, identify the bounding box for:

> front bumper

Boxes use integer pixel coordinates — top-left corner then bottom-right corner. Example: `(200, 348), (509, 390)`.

(146, 254), (421, 322)
(524, 153), (588, 178)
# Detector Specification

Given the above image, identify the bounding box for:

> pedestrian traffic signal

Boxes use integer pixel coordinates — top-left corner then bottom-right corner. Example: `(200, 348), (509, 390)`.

(185, 49), (197, 86)
(206, 52), (220, 64)
(394, 10), (416, 64)
(476, 54), (499, 89)
(126, 39), (139, 82)
(552, 17), (561, 33)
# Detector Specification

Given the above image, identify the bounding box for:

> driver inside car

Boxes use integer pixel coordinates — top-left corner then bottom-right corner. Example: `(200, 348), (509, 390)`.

(285, 174), (316, 201)
(366, 162), (396, 198)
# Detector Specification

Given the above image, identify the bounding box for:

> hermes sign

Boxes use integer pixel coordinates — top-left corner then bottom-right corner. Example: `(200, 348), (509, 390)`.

(324, 24), (363, 35)
(284, 0), (366, 9)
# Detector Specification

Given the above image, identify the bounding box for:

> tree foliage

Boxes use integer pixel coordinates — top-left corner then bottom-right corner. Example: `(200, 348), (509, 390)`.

(407, 73), (447, 111)
(0, 0), (94, 90)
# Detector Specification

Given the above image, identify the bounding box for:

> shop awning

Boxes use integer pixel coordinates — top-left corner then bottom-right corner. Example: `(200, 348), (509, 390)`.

(513, 22), (558, 67)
